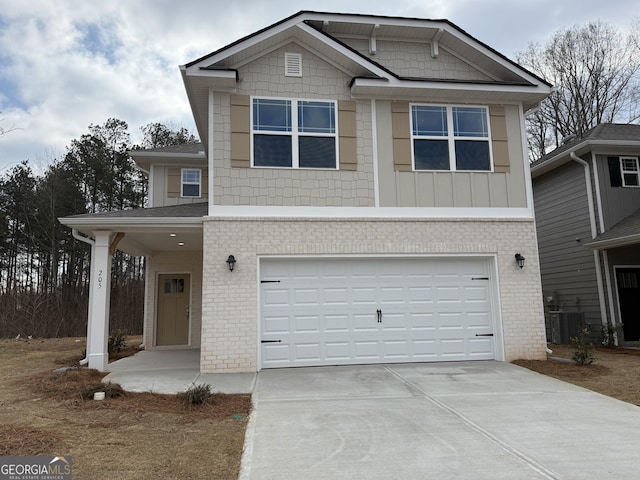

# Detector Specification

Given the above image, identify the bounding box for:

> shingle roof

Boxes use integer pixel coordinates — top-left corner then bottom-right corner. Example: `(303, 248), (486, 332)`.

(65, 202), (208, 220)
(585, 207), (640, 249)
(532, 124), (640, 168)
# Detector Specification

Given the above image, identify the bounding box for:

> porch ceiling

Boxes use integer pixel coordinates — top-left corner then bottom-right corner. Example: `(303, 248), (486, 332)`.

(58, 203), (206, 256)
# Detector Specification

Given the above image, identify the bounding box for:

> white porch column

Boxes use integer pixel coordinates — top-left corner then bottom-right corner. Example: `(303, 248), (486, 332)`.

(88, 231), (113, 371)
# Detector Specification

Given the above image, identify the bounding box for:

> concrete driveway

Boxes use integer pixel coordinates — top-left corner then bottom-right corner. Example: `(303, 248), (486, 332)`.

(240, 361), (640, 480)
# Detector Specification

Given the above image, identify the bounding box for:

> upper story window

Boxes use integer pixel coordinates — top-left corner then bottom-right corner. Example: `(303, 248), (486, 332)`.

(252, 97), (337, 169)
(411, 104), (491, 171)
(620, 157), (640, 187)
(181, 168), (201, 197)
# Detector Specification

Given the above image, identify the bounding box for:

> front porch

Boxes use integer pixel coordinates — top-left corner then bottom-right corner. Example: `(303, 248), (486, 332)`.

(58, 203), (208, 372)
(103, 349), (256, 394)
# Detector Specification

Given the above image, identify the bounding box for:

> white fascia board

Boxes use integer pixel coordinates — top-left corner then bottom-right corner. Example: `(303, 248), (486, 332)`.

(184, 69), (237, 81)
(352, 77), (550, 96)
(130, 152), (206, 160)
(294, 22), (392, 78)
(208, 205), (534, 219)
(183, 16), (308, 72)
(584, 234), (640, 250)
(58, 217), (203, 229)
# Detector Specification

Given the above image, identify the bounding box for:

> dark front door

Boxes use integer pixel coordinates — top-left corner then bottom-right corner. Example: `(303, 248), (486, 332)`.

(617, 268), (640, 342)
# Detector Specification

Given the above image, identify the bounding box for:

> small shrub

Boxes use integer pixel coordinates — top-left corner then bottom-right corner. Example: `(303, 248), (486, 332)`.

(108, 329), (127, 354)
(571, 328), (594, 365)
(599, 322), (622, 347)
(179, 383), (213, 406)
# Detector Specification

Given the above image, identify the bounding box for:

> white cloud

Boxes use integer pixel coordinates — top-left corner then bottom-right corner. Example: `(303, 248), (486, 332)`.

(0, 0), (638, 171)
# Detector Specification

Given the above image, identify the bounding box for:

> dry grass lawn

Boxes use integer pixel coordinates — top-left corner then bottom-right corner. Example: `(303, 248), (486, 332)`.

(513, 344), (640, 407)
(3, 337), (639, 479)
(0, 337), (251, 479)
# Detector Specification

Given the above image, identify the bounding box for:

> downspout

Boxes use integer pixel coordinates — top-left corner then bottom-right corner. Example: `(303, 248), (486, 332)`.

(569, 152), (611, 336)
(72, 229), (94, 366)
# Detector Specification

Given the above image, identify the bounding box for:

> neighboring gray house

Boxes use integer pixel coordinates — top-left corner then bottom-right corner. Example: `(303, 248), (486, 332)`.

(60, 11), (552, 373)
(531, 124), (640, 344)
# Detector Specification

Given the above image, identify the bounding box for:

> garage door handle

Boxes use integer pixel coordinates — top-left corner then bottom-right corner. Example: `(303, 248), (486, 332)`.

(376, 309), (382, 323)
(261, 340), (282, 343)
(475, 333), (494, 337)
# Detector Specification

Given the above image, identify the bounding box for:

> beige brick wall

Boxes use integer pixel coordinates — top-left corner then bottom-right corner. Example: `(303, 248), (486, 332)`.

(200, 217), (547, 373)
(144, 251), (203, 349)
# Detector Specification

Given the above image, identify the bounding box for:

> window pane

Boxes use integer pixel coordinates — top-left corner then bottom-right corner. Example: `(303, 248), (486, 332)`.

(254, 134), (292, 167)
(182, 183), (200, 197)
(624, 173), (639, 186)
(412, 106), (447, 136)
(455, 140), (490, 170)
(298, 101), (335, 133)
(253, 99), (291, 132)
(299, 137), (336, 168)
(622, 158), (638, 171)
(453, 107), (488, 138)
(413, 139), (449, 170)
(182, 169), (200, 183)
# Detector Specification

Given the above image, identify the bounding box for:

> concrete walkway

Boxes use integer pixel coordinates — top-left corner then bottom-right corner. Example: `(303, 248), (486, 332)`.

(103, 350), (256, 394)
(241, 361), (640, 480)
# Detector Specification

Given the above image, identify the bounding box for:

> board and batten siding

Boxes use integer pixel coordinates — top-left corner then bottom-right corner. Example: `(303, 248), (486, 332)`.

(377, 101), (527, 208)
(595, 153), (640, 231)
(533, 161), (602, 336)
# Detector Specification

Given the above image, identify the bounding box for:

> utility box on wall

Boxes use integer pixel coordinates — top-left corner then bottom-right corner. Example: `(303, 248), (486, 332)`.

(550, 311), (586, 344)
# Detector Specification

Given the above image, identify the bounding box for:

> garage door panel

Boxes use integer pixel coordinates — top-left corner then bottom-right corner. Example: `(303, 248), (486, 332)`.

(263, 316), (290, 335)
(260, 258), (497, 368)
(294, 316), (321, 333)
(325, 342), (351, 360)
(352, 287), (377, 304)
(325, 315), (349, 332)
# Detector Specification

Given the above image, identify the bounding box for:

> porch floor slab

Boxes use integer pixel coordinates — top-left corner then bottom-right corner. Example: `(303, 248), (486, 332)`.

(103, 349), (256, 394)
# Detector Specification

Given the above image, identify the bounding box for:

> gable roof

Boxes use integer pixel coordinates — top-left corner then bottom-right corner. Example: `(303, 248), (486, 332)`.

(181, 11), (552, 147)
(531, 124), (640, 178)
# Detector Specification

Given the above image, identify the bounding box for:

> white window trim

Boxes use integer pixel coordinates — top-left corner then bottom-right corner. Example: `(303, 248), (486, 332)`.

(250, 96), (339, 170)
(620, 156), (640, 187)
(410, 103), (493, 172)
(181, 168), (201, 198)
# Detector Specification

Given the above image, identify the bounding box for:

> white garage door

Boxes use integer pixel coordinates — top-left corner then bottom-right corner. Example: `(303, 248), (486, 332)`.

(260, 257), (497, 368)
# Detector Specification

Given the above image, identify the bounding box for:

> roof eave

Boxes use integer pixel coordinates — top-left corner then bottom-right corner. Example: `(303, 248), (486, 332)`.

(58, 216), (204, 230)
(584, 233), (640, 250)
(350, 77), (551, 109)
(531, 140), (640, 178)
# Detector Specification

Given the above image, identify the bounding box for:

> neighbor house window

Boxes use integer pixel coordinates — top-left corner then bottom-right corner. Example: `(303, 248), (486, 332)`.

(411, 104), (491, 171)
(181, 169), (201, 197)
(620, 157), (640, 187)
(252, 97), (337, 169)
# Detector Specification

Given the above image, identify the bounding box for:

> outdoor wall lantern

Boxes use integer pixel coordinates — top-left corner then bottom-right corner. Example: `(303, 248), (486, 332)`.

(226, 255), (237, 272)
(515, 253), (525, 269)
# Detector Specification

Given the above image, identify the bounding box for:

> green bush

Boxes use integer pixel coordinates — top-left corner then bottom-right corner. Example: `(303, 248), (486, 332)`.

(108, 329), (127, 354)
(571, 328), (594, 365)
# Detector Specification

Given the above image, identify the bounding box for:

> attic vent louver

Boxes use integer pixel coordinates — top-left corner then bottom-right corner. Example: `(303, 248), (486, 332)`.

(284, 53), (302, 77)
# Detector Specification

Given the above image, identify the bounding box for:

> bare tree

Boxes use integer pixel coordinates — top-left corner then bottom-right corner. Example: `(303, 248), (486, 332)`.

(519, 21), (640, 159)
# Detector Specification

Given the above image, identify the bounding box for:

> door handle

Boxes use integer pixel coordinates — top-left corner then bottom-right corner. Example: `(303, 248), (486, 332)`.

(186, 305), (190, 318)
(376, 309), (382, 323)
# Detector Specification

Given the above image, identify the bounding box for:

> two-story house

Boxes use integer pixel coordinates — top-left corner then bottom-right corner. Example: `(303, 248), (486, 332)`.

(532, 124), (640, 345)
(60, 11), (552, 373)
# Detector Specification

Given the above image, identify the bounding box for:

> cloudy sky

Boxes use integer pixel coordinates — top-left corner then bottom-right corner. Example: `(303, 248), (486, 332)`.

(0, 0), (637, 172)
